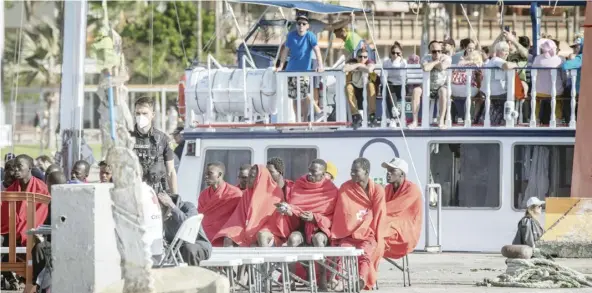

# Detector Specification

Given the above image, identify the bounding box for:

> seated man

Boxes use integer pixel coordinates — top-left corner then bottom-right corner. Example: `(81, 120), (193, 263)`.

(35, 156), (53, 173)
(198, 162), (243, 246)
(70, 160), (90, 183)
(99, 161), (113, 183)
(44, 164), (62, 180)
(410, 41), (451, 129)
(159, 192), (212, 266)
(343, 48), (378, 129)
(331, 158), (386, 290)
(236, 164), (251, 191)
(381, 158), (423, 260)
(213, 165), (282, 247)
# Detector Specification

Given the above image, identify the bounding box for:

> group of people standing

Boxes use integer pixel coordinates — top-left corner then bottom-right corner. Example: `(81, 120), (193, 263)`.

(198, 156), (423, 291)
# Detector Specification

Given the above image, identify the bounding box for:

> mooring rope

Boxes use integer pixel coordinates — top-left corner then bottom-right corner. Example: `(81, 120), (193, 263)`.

(477, 258), (592, 289)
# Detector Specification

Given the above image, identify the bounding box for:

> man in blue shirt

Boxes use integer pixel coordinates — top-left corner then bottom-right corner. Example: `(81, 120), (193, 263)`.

(275, 11), (324, 121)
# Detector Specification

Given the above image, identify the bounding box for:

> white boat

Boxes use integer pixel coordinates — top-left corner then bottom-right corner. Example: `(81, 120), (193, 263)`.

(177, 0), (583, 253)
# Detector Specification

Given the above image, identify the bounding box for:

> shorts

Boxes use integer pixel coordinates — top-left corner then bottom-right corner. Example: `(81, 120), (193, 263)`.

(288, 76), (310, 100)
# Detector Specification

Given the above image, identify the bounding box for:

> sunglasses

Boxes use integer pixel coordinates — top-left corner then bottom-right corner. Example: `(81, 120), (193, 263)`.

(391, 51), (401, 55)
(431, 50), (442, 54)
(358, 55), (369, 59)
(297, 22), (308, 26)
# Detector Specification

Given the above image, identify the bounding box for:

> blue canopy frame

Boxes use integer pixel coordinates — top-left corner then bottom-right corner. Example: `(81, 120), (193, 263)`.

(232, 0), (369, 14)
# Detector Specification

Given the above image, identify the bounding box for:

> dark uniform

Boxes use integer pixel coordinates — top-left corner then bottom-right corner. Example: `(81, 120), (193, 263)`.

(130, 126), (175, 193)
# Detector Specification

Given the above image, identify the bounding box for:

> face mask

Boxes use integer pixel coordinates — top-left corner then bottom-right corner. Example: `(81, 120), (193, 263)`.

(136, 115), (151, 128)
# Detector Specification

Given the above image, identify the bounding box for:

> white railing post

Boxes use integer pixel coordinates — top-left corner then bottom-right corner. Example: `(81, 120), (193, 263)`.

(549, 69), (557, 128)
(464, 69), (472, 127)
(421, 72), (431, 128)
(445, 73), (452, 128)
(362, 74), (369, 128)
(296, 74), (302, 123)
(484, 70), (491, 127)
(336, 72), (348, 124)
(321, 75), (328, 123)
(380, 71), (388, 128)
(241, 57), (250, 122)
(425, 183), (442, 253)
(569, 69), (577, 128)
(400, 71), (407, 128)
(505, 70), (516, 128)
(308, 75), (314, 123)
(206, 55), (214, 126)
(530, 69), (538, 127)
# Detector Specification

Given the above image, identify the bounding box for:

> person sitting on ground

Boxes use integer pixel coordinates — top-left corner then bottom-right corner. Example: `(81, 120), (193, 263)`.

(198, 162), (243, 246)
(213, 165), (282, 247)
(159, 191), (211, 266)
(237, 164), (251, 191)
(35, 155), (53, 173)
(270, 159), (338, 290)
(256, 157), (295, 246)
(98, 161), (113, 183)
(410, 41), (451, 129)
(325, 161), (337, 181)
(331, 158), (386, 290)
(512, 197), (544, 248)
(381, 158), (423, 260)
(69, 160), (90, 183)
(344, 48), (378, 129)
(2, 155), (50, 245)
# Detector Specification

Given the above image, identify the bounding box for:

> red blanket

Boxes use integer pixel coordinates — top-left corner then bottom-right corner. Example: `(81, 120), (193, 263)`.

(331, 180), (386, 289)
(213, 165), (282, 246)
(198, 181), (243, 246)
(1, 177), (50, 244)
(384, 180), (423, 259)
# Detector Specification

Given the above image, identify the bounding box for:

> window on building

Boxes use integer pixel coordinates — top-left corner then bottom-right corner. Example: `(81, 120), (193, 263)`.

(429, 143), (501, 208)
(513, 145), (573, 209)
(266, 148), (318, 181)
(200, 149), (252, 190)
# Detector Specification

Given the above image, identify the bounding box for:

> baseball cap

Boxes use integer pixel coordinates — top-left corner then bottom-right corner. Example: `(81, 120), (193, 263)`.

(295, 10), (309, 22)
(570, 37), (583, 48)
(4, 153), (15, 161)
(526, 197), (545, 208)
(381, 158), (409, 175)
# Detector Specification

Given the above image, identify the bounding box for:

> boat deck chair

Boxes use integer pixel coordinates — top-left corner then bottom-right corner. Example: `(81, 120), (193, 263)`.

(157, 213), (204, 267)
(0, 192), (51, 289)
(383, 254), (411, 287)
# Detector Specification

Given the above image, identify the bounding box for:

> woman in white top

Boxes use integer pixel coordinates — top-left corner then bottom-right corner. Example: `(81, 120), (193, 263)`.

(450, 50), (483, 123)
(382, 42), (406, 122)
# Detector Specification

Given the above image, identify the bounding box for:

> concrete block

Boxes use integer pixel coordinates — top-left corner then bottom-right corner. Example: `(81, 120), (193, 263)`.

(52, 183), (121, 292)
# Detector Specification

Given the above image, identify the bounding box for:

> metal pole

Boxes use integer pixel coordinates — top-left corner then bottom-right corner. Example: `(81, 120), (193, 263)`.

(215, 0), (222, 57)
(59, 0), (88, 175)
(196, 0), (203, 63)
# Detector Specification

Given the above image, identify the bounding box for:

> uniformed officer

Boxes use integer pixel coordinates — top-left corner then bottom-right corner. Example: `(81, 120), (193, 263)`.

(131, 96), (178, 194)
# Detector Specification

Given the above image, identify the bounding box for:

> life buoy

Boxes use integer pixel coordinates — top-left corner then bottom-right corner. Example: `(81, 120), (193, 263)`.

(177, 74), (186, 121)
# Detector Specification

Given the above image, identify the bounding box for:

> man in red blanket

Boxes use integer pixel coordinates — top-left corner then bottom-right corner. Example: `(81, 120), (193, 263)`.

(381, 158), (423, 259)
(213, 165), (282, 247)
(237, 164), (251, 191)
(256, 157), (294, 246)
(331, 157), (386, 291)
(1, 155), (50, 245)
(198, 162), (243, 246)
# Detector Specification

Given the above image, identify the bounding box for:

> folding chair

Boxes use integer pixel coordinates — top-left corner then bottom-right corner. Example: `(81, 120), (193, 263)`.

(384, 254), (411, 287)
(158, 214), (204, 267)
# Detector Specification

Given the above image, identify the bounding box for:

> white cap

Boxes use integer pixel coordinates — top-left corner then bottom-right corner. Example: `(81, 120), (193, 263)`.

(381, 158), (409, 175)
(526, 197), (545, 208)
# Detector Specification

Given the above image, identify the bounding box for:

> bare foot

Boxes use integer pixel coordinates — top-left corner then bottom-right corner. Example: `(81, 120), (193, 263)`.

(408, 121), (418, 129)
(438, 123), (448, 130)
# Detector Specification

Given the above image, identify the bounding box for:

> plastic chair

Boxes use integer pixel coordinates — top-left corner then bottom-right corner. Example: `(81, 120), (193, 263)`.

(158, 214), (204, 267)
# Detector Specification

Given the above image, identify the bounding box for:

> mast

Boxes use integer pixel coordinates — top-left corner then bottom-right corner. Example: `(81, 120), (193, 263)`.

(571, 3), (592, 198)
(58, 0), (88, 176)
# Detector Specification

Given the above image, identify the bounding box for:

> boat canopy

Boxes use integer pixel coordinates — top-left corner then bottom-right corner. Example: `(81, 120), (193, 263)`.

(392, 0), (587, 6)
(233, 0), (369, 14)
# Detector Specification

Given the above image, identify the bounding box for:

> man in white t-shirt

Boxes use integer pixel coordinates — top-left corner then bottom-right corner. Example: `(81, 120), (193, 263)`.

(410, 41), (451, 129)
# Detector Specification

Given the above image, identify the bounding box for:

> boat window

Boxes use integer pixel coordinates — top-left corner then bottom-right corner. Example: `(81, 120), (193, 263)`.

(429, 143), (501, 208)
(200, 149), (252, 190)
(513, 145), (573, 209)
(266, 148), (318, 181)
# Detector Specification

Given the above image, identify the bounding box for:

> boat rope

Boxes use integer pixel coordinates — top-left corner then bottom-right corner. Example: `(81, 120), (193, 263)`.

(498, 0), (504, 28)
(460, 4), (478, 45)
(8, 3), (26, 154)
(172, 1), (190, 67)
(358, 1), (438, 235)
(476, 258), (592, 289)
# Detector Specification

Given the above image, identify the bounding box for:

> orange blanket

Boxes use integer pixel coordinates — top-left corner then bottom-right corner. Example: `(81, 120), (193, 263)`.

(384, 180), (423, 259)
(1, 177), (50, 244)
(269, 176), (338, 243)
(198, 181), (243, 246)
(331, 180), (386, 289)
(213, 165), (282, 246)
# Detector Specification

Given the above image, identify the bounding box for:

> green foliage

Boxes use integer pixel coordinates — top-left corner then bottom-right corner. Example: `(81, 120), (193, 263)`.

(120, 1), (216, 84)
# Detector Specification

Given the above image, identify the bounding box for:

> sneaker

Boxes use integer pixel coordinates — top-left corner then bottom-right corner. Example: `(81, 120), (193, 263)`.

(352, 114), (363, 130)
(368, 114), (379, 127)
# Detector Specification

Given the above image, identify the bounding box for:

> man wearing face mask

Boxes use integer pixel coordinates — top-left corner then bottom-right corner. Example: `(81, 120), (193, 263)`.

(130, 97), (178, 194)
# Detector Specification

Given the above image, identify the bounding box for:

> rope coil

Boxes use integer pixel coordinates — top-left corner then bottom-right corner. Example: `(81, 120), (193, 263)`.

(477, 258), (592, 289)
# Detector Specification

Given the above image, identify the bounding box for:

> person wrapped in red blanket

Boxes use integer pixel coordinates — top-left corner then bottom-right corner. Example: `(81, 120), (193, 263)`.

(256, 157), (294, 247)
(198, 162), (243, 246)
(213, 164), (282, 247)
(331, 158), (386, 291)
(1, 155), (50, 245)
(381, 158), (423, 260)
